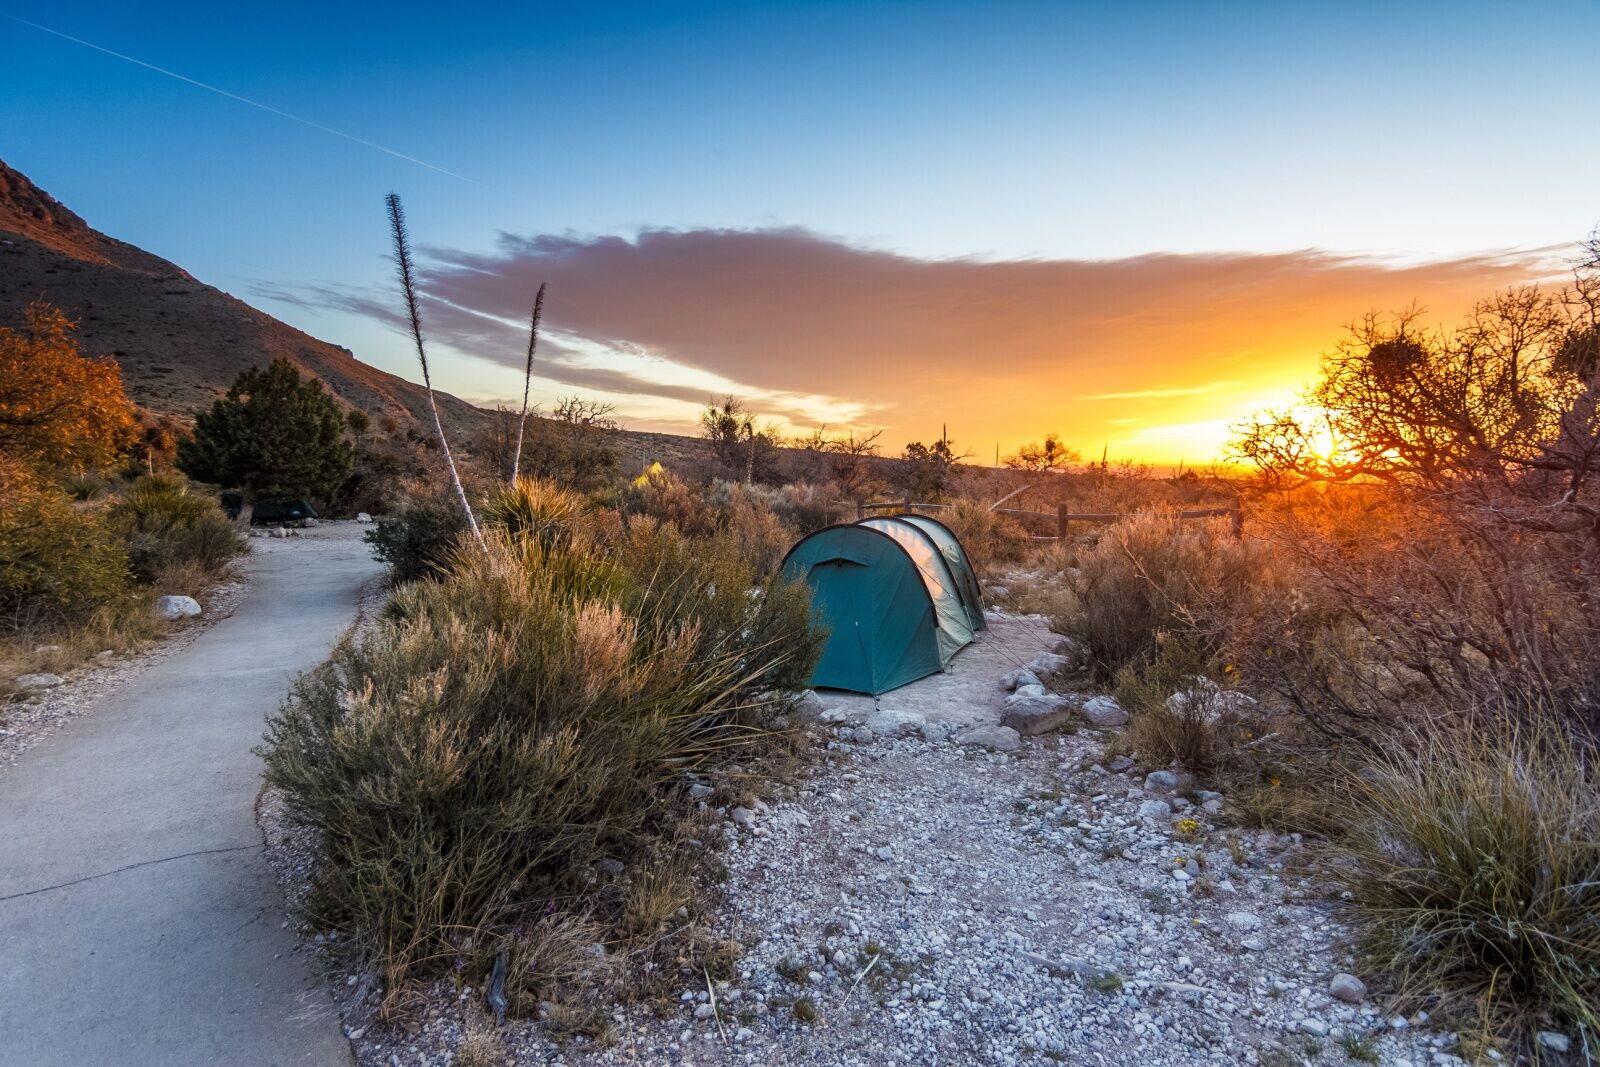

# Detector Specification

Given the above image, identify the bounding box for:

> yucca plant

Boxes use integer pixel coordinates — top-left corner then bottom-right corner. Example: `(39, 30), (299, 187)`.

(1329, 721), (1600, 1049)
(384, 193), (482, 549)
(510, 282), (547, 484)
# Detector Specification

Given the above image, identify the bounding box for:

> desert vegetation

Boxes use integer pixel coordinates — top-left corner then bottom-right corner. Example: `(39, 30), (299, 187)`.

(0, 302), (243, 687)
(1016, 235), (1600, 1054)
(263, 478), (824, 1017)
(16, 181), (1586, 1061)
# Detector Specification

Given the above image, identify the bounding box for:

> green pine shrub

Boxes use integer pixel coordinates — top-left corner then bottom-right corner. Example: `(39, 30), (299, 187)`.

(177, 359), (353, 503)
(364, 502), (467, 582)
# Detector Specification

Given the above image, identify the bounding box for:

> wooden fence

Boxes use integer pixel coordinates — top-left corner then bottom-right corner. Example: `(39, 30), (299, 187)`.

(853, 498), (1244, 540)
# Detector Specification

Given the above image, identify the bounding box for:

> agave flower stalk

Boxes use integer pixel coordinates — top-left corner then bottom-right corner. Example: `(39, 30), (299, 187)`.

(510, 282), (547, 483)
(384, 192), (483, 548)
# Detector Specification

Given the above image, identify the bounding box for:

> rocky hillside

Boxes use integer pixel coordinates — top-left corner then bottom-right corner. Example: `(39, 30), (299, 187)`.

(0, 158), (484, 433)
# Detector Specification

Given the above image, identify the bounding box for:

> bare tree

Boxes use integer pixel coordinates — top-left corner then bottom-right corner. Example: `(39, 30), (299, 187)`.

(1004, 432), (1079, 473)
(700, 396), (779, 484)
(826, 428), (885, 502)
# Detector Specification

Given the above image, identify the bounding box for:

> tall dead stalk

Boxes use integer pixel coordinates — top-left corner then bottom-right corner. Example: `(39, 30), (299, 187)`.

(384, 192), (483, 548)
(510, 282), (547, 483)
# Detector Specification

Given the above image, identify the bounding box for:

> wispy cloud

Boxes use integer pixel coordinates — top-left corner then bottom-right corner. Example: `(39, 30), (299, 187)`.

(1086, 381), (1245, 402)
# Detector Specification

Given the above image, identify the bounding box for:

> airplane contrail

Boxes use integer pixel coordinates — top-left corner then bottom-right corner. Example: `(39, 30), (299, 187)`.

(3, 13), (480, 185)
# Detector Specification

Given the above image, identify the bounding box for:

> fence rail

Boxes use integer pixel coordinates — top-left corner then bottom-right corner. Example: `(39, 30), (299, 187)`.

(852, 498), (1244, 539)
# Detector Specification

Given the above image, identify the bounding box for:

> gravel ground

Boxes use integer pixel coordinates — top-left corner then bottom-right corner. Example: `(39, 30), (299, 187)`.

(276, 608), (1479, 1067)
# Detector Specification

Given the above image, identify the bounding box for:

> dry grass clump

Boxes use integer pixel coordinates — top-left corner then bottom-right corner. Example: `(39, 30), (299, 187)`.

(939, 499), (1029, 578)
(261, 498), (822, 1012)
(1058, 510), (1269, 682)
(1328, 724), (1599, 1047)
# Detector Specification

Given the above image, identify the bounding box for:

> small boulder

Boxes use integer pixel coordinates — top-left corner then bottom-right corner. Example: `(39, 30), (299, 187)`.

(1107, 755), (1135, 773)
(1025, 652), (1072, 679)
(357, 512), (373, 523)
(1137, 799), (1172, 822)
(1000, 691), (1074, 736)
(1078, 695), (1129, 728)
(729, 806), (756, 829)
(687, 782), (715, 801)
(14, 673), (64, 691)
(1537, 1032), (1571, 1054)
(955, 725), (1022, 752)
(793, 689), (828, 721)
(866, 710), (917, 738)
(1144, 769), (1193, 794)
(156, 595), (202, 621)
(1000, 667), (1042, 692)
(1012, 683), (1047, 699)
(301, 517), (319, 528)
(1328, 973), (1366, 1004)
(919, 720), (953, 744)
(1224, 912), (1263, 932)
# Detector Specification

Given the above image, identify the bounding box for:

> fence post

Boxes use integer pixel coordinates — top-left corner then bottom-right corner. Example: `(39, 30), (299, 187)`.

(856, 500), (864, 521)
(1056, 501), (1068, 541)
(902, 496), (912, 515)
(1231, 498), (1244, 539)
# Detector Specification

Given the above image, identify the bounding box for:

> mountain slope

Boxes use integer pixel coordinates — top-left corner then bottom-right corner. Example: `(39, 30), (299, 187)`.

(0, 158), (481, 432)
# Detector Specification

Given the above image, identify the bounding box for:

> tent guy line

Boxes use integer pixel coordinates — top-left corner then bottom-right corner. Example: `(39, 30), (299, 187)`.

(1, 12), (480, 186)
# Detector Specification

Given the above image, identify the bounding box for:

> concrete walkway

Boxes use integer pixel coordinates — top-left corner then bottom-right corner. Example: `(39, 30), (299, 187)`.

(0, 524), (380, 1066)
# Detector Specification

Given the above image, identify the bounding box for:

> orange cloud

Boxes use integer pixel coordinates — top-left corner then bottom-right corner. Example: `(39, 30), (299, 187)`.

(279, 229), (1562, 463)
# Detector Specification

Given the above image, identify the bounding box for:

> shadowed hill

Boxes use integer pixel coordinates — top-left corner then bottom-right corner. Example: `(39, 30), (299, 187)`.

(0, 158), (483, 434)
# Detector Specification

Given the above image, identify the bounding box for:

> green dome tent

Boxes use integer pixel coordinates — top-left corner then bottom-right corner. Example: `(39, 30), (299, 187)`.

(780, 516), (986, 694)
(862, 514), (987, 633)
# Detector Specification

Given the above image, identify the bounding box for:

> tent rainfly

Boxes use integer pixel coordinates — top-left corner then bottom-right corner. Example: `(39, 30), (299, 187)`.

(779, 514), (986, 695)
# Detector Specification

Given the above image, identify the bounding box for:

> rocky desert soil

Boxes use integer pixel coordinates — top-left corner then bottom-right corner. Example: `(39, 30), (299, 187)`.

(286, 607), (1479, 1067)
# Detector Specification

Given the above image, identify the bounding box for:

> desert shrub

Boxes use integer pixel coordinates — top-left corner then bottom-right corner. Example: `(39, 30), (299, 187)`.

(112, 474), (242, 582)
(773, 482), (839, 532)
(939, 499), (1029, 578)
(0, 301), (137, 469)
(702, 481), (799, 579)
(1058, 511), (1266, 681)
(1329, 724), (1600, 1045)
(1234, 489), (1600, 746)
(621, 463), (717, 537)
(0, 461), (129, 628)
(1115, 638), (1231, 772)
(261, 524), (821, 1006)
(364, 502), (467, 582)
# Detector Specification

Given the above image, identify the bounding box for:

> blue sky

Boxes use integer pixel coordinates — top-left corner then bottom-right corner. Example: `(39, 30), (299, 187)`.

(4, 1), (1597, 458)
